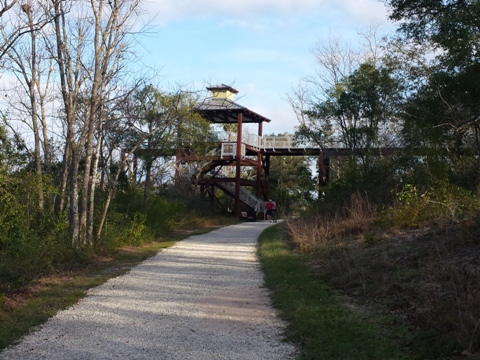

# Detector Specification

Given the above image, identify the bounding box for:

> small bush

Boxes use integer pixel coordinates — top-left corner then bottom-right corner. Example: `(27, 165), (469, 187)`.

(0, 172), (79, 290)
(286, 216), (332, 253)
(381, 182), (480, 229)
(98, 212), (147, 253)
(0, 214), (78, 290)
(144, 197), (186, 237)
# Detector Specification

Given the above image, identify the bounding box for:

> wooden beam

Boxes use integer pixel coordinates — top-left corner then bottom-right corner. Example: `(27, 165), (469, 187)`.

(318, 152), (324, 188)
(264, 154), (270, 200)
(257, 120), (263, 199)
(235, 112), (243, 215)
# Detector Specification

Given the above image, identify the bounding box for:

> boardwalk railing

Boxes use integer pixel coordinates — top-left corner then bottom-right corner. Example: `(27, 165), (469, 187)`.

(212, 131), (296, 155)
(262, 135), (294, 150)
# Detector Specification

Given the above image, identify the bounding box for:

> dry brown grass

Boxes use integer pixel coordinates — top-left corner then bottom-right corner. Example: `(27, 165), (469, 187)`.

(419, 229), (480, 356)
(175, 213), (239, 231)
(286, 195), (480, 358)
(286, 192), (376, 252)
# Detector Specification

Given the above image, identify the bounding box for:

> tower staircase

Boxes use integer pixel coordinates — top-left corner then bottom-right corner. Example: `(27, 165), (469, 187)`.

(214, 181), (266, 214)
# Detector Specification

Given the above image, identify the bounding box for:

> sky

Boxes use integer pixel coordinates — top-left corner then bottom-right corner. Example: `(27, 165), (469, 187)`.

(137, 0), (395, 135)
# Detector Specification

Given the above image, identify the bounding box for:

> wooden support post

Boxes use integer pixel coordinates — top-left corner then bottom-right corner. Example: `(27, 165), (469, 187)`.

(256, 121), (263, 199)
(234, 112), (243, 215)
(264, 154), (270, 200)
(256, 153), (262, 199)
(318, 151), (330, 189)
(210, 184), (215, 212)
(324, 157), (330, 185)
(318, 151), (324, 188)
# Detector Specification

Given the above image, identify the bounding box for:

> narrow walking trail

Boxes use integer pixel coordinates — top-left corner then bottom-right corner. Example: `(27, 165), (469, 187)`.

(0, 222), (297, 360)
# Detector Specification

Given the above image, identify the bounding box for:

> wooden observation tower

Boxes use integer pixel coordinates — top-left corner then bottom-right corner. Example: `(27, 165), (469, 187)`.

(176, 84), (328, 217)
(188, 84), (270, 216)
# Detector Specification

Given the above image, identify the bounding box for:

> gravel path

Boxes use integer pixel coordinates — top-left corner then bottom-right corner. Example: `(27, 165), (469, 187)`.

(0, 222), (298, 360)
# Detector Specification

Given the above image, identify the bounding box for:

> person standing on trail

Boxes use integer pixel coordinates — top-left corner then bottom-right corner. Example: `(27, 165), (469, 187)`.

(265, 199), (276, 222)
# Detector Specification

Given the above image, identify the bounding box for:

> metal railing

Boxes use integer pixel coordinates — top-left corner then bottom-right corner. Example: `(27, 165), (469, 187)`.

(212, 131), (296, 156)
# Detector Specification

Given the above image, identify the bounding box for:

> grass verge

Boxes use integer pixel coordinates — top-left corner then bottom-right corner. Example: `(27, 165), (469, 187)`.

(257, 224), (408, 360)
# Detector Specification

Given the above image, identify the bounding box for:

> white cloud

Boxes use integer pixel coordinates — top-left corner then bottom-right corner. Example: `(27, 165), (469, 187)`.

(142, 0), (390, 33)
(220, 19), (270, 33)
(337, 0), (390, 23)
(143, 0), (328, 24)
(220, 16), (301, 33)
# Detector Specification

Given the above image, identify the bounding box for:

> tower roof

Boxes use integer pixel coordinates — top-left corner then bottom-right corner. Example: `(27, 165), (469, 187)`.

(194, 97), (271, 124)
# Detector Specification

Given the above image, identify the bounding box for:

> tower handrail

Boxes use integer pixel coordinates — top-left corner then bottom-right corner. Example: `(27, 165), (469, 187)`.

(215, 181), (265, 214)
(211, 131), (295, 150)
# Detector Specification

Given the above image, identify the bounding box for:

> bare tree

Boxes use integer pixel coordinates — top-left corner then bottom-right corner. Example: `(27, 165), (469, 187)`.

(3, 2), (57, 213)
(0, 0), (55, 60)
(0, 0), (17, 16)
(1, 0), (21, 59)
(46, 0), (145, 246)
(78, 0), (144, 245)
(48, 0), (88, 245)
(308, 34), (360, 103)
(289, 26), (395, 149)
(288, 34), (360, 148)
(358, 23), (389, 67)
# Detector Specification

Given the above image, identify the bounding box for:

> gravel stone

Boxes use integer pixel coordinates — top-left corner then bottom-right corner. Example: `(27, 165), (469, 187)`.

(0, 222), (298, 360)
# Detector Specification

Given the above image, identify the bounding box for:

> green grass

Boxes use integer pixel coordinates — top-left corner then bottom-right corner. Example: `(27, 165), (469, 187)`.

(257, 224), (408, 360)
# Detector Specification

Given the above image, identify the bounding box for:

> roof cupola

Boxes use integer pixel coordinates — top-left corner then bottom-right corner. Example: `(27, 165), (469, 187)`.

(206, 84), (239, 101)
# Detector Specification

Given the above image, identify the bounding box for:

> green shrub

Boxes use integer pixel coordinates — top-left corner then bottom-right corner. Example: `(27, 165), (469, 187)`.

(0, 173), (77, 289)
(144, 196), (186, 237)
(381, 181), (480, 228)
(0, 214), (76, 289)
(98, 212), (147, 252)
(108, 187), (187, 239)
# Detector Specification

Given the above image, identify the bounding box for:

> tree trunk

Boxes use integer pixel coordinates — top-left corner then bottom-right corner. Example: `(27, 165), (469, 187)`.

(143, 135), (152, 207)
(24, 8), (44, 213)
(88, 133), (102, 243)
(51, 0), (85, 246)
(79, 97), (97, 245)
(69, 147), (80, 247)
(57, 140), (71, 214)
(96, 151), (128, 241)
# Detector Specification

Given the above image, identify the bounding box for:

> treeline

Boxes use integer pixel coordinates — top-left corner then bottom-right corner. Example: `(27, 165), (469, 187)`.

(291, 0), (480, 208)
(0, 0), (216, 289)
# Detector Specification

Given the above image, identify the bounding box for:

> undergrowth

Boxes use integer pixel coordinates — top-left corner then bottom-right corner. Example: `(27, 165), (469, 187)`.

(258, 224), (408, 359)
(285, 188), (480, 358)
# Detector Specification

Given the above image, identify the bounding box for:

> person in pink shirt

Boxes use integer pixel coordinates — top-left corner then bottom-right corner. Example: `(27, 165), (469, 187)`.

(266, 199), (276, 222)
